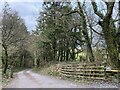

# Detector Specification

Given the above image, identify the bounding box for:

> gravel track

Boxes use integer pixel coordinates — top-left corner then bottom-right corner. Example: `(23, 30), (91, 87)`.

(5, 70), (119, 88)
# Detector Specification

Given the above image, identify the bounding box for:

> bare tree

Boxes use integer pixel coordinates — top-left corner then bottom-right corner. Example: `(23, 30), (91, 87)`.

(2, 2), (28, 73)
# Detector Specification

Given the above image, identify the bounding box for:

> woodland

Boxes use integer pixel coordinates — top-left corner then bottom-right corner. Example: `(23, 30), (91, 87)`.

(0, 0), (120, 80)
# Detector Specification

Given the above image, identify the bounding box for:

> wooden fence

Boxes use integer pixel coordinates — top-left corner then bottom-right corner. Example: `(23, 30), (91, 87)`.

(60, 63), (120, 81)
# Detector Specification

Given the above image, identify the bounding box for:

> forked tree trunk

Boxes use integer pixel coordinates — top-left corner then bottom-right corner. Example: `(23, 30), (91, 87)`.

(101, 3), (120, 68)
(91, 1), (120, 68)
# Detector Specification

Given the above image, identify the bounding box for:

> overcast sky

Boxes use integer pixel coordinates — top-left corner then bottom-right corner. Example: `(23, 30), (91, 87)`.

(0, 1), (43, 32)
(0, 0), (119, 32)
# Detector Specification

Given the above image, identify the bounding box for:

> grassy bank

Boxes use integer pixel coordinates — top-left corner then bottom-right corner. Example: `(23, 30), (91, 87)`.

(0, 69), (2, 89)
(32, 62), (119, 85)
(2, 67), (27, 87)
(32, 62), (91, 83)
(32, 63), (62, 77)
(2, 69), (11, 88)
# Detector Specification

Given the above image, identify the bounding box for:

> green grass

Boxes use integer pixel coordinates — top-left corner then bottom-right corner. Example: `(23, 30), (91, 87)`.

(75, 52), (87, 61)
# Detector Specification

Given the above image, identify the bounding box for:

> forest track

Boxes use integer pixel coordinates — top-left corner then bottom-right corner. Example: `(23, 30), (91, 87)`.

(4, 70), (119, 88)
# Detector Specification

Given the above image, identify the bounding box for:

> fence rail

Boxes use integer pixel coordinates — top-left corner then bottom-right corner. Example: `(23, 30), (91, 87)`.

(60, 64), (120, 81)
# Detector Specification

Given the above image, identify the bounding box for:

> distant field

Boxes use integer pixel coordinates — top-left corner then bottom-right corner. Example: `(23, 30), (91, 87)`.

(75, 52), (87, 61)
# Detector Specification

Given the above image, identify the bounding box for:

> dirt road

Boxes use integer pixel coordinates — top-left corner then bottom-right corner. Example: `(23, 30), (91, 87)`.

(5, 70), (118, 88)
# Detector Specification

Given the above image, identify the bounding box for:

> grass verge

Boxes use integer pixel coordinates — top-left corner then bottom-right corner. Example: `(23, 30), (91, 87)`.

(32, 63), (92, 84)
(2, 67), (27, 88)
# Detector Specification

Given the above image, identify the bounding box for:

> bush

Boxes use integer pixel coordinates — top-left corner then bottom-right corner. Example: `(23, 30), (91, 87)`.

(33, 63), (62, 77)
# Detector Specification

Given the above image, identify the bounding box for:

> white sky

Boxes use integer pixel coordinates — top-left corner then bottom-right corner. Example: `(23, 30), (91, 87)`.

(0, 2), (43, 31)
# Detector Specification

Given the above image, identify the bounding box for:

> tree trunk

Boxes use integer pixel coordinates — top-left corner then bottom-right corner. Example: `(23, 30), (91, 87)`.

(3, 45), (8, 74)
(118, 1), (120, 54)
(91, 1), (119, 67)
(102, 18), (120, 68)
(77, 1), (94, 62)
(57, 50), (60, 62)
(34, 51), (37, 67)
(53, 39), (56, 61)
(71, 43), (75, 60)
(23, 55), (26, 67)
(66, 48), (69, 61)
(60, 49), (63, 62)
(19, 56), (23, 67)
(102, 2), (119, 68)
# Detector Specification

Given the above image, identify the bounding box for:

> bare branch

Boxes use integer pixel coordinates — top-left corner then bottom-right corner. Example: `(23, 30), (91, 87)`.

(61, 10), (81, 17)
(89, 25), (104, 36)
(105, 1), (115, 20)
(102, 0), (109, 7)
(8, 38), (25, 45)
(91, 0), (104, 19)
(92, 39), (100, 47)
